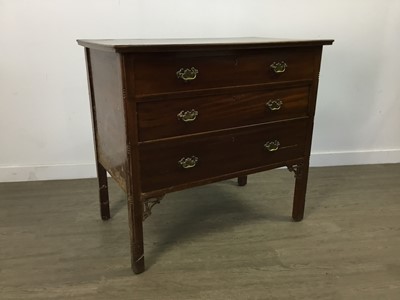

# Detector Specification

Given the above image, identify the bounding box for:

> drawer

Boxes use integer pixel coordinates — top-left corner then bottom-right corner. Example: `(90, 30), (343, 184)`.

(139, 119), (308, 192)
(138, 86), (309, 141)
(131, 47), (317, 95)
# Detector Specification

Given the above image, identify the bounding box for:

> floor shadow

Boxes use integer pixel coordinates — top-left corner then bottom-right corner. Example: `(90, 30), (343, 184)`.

(143, 182), (290, 269)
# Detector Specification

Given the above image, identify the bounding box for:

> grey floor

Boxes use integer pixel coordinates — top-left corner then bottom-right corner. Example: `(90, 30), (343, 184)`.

(1, 164), (400, 300)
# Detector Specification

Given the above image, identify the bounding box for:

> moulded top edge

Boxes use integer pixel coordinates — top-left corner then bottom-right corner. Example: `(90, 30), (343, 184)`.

(77, 37), (334, 53)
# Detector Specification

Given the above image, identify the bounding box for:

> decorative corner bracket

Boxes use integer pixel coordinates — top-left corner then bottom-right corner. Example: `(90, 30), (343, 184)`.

(287, 164), (304, 179)
(143, 195), (165, 221)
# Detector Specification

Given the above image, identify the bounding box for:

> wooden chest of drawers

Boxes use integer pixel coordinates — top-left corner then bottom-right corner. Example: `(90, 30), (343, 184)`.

(78, 38), (333, 274)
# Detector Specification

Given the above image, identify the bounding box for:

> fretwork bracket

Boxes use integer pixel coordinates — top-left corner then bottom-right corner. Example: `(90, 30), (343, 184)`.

(143, 196), (165, 221)
(287, 164), (304, 179)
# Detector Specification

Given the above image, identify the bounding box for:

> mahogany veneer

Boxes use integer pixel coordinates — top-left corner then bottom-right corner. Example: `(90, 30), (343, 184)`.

(78, 37), (333, 274)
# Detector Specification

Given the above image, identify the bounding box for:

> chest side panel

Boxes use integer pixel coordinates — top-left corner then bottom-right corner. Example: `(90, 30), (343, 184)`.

(88, 49), (127, 190)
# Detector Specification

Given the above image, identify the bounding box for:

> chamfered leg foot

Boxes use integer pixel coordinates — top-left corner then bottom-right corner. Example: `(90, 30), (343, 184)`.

(96, 162), (110, 220)
(131, 255), (145, 274)
(237, 175), (248, 186)
(292, 215), (304, 222)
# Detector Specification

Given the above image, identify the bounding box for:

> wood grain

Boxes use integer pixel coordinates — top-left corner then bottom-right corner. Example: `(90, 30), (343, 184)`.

(88, 49), (127, 191)
(139, 119), (308, 192)
(131, 47), (317, 95)
(137, 86), (310, 141)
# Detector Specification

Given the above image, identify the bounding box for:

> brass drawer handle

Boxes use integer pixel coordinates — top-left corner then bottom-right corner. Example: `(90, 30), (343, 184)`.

(266, 99), (283, 111)
(177, 109), (198, 122)
(264, 140), (280, 152)
(178, 156), (198, 169)
(176, 67), (199, 81)
(270, 61), (287, 73)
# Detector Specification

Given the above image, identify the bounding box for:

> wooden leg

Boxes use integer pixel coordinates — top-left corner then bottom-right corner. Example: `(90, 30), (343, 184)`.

(96, 162), (110, 220)
(127, 194), (145, 274)
(289, 161), (310, 222)
(237, 175), (248, 186)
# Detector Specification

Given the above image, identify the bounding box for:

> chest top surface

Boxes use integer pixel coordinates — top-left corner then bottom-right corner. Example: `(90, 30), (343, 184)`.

(77, 37), (334, 52)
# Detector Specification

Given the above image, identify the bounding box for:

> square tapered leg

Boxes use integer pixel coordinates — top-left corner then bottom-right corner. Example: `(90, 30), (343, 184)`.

(237, 175), (248, 186)
(290, 161), (309, 222)
(96, 162), (110, 220)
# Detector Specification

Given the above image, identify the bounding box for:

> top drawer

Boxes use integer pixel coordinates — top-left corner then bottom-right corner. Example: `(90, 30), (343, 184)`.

(130, 47), (318, 96)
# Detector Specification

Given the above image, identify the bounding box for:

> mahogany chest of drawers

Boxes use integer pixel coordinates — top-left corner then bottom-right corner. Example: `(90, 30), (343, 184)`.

(78, 38), (333, 274)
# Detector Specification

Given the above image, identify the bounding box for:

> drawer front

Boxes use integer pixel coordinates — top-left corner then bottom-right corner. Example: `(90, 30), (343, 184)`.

(138, 86), (309, 141)
(139, 119), (308, 192)
(132, 47), (317, 95)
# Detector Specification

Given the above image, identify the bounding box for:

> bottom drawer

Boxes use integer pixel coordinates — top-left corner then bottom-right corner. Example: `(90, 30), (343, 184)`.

(139, 119), (308, 192)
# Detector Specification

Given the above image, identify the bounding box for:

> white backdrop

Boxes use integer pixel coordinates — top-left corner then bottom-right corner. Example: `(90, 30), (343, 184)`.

(1, 0), (399, 182)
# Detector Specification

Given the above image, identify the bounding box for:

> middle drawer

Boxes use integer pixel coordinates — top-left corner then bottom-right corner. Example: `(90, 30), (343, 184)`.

(137, 86), (310, 141)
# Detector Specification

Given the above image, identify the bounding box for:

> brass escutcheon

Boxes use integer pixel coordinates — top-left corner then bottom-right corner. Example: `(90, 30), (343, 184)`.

(264, 140), (280, 152)
(178, 156), (198, 169)
(270, 61), (287, 73)
(266, 99), (283, 111)
(176, 67), (199, 81)
(177, 109), (198, 122)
